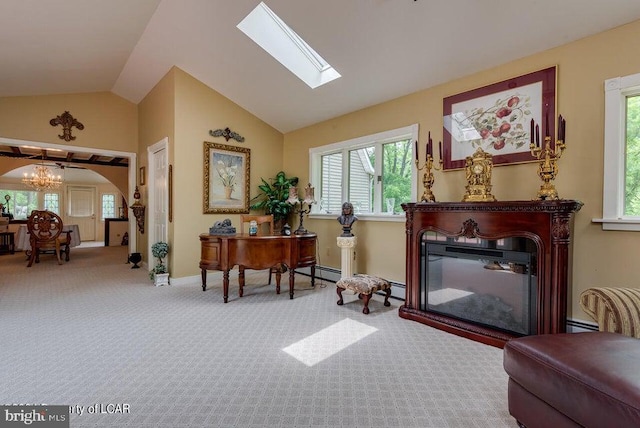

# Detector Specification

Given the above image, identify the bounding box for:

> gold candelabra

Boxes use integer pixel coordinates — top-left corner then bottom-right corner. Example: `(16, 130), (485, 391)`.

(529, 114), (566, 200)
(415, 132), (442, 202)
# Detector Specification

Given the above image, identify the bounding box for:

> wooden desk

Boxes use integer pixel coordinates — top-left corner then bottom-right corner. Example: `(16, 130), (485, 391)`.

(199, 233), (317, 302)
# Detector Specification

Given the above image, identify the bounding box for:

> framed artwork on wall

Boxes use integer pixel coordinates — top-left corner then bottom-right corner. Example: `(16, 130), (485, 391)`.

(139, 166), (146, 186)
(442, 66), (556, 170)
(203, 142), (250, 214)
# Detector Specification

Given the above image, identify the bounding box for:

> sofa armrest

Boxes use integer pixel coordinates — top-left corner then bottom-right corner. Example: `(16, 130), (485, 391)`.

(579, 287), (640, 338)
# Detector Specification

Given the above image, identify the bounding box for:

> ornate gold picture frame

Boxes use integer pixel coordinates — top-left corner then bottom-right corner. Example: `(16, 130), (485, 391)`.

(203, 142), (250, 214)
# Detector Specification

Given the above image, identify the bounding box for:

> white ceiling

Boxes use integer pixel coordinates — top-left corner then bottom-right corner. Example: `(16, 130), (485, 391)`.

(2, 0), (640, 133)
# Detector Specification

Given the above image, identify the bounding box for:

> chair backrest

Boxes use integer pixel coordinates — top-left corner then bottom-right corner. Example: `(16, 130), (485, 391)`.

(240, 214), (274, 235)
(0, 216), (8, 232)
(27, 210), (63, 245)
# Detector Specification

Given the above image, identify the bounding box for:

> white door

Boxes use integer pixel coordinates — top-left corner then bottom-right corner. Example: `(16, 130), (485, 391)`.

(66, 185), (96, 241)
(153, 150), (167, 243)
(148, 139), (169, 250)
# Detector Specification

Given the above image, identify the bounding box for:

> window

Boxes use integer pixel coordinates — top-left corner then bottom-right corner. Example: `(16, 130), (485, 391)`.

(625, 94), (640, 215)
(101, 194), (116, 221)
(44, 193), (60, 214)
(597, 72), (640, 230)
(237, 2), (340, 89)
(0, 189), (38, 219)
(310, 124), (419, 217)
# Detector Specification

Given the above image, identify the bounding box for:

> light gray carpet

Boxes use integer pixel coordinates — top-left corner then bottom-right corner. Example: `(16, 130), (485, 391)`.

(0, 246), (514, 427)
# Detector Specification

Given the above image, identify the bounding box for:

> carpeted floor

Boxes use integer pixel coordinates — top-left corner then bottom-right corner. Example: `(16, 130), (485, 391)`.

(0, 246), (514, 427)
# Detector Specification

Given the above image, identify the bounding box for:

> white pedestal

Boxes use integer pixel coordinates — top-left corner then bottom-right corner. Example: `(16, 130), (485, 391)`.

(336, 236), (357, 279)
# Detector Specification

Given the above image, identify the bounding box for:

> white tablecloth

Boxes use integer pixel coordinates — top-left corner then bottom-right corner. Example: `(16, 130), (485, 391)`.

(16, 224), (81, 251)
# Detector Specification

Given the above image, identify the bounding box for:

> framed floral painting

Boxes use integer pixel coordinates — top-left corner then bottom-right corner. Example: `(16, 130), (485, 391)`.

(203, 142), (250, 214)
(442, 66), (556, 170)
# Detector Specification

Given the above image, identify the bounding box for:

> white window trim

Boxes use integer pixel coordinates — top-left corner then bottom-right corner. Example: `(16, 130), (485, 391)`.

(309, 124), (419, 221)
(593, 72), (640, 231)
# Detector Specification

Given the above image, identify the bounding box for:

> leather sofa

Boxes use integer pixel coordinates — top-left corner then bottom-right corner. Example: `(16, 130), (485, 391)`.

(503, 332), (640, 428)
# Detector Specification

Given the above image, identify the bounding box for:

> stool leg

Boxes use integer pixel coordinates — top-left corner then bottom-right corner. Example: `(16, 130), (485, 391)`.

(384, 288), (391, 307)
(336, 287), (345, 306)
(361, 294), (371, 314)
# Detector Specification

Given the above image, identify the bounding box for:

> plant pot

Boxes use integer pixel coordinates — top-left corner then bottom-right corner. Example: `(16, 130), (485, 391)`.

(154, 273), (170, 286)
(129, 252), (142, 269)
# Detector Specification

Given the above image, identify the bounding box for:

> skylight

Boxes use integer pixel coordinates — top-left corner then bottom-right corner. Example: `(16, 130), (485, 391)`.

(237, 2), (341, 89)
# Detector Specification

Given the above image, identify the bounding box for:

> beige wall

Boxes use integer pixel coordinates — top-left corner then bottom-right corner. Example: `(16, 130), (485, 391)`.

(0, 91), (137, 244)
(0, 92), (137, 202)
(137, 67), (177, 262)
(284, 19), (640, 322)
(139, 68), (284, 277)
(0, 92), (137, 152)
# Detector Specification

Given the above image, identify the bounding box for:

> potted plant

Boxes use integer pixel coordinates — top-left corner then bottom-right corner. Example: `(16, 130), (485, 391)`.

(150, 241), (170, 286)
(250, 171), (299, 230)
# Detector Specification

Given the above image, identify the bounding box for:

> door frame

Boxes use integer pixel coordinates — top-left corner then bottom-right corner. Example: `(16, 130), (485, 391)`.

(0, 136), (138, 253)
(147, 137), (169, 265)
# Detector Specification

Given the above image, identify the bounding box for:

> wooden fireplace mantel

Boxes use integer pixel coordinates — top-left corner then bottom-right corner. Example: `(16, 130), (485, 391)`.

(401, 200), (583, 348)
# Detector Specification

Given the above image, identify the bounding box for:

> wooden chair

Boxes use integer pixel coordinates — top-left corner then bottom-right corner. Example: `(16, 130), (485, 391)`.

(239, 214), (275, 236)
(26, 210), (69, 267)
(239, 214), (280, 284)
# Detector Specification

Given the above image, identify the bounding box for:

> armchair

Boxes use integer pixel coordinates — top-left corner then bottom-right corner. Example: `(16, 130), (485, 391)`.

(580, 287), (640, 338)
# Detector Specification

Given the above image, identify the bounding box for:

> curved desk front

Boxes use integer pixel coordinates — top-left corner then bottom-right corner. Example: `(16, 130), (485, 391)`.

(199, 233), (317, 303)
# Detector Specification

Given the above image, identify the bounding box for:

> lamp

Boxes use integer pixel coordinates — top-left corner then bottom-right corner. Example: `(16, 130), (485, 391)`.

(287, 183), (316, 235)
(21, 156), (63, 192)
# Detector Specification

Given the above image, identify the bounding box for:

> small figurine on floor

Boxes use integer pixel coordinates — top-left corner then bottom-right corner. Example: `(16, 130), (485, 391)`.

(337, 202), (358, 237)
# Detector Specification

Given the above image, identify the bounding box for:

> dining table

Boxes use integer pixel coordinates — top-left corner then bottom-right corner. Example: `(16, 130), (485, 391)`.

(15, 224), (82, 251)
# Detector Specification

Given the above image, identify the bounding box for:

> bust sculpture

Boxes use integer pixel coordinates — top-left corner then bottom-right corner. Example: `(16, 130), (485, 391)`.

(337, 202), (358, 237)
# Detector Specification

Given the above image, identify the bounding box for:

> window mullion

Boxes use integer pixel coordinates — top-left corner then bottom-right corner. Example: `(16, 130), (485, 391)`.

(373, 142), (383, 214)
(341, 148), (349, 204)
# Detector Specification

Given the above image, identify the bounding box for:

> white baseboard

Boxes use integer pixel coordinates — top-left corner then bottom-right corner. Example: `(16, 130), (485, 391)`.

(566, 318), (599, 333)
(170, 265), (406, 299)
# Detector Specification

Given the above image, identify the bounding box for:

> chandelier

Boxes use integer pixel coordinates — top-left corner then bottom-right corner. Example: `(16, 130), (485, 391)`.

(22, 163), (63, 192)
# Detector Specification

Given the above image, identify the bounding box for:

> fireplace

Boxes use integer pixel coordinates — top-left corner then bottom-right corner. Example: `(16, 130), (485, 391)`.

(421, 235), (537, 336)
(401, 200), (582, 348)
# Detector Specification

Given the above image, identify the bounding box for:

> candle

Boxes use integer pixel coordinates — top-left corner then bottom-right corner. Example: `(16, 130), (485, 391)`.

(439, 141), (443, 160)
(530, 118), (535, 146)
(535, 124), (540, 147)
(545, 108), (549, 137)
(427, 131), (432, 158)
(559, 115), (566, 143)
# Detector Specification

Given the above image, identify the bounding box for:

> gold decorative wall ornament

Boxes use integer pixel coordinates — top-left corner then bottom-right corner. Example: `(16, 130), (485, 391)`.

(49, 111), (84, 141)
(529, 115), (567, 200)
(462, 147), (496, 202)
(209, 127), (245, 143)
(130, 186), (145, 234)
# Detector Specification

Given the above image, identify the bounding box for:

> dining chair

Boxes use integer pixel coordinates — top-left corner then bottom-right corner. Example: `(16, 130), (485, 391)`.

(239, 214), (280, 285)
(26, 210), (68, 267)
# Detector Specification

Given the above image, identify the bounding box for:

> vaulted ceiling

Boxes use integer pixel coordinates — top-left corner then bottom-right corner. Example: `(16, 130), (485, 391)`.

(2, 0), (640, 135)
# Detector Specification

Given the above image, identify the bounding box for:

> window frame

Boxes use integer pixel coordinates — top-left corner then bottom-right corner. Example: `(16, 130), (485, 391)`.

(309, 124), (419, 221)
(595, 72), (640, 231)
